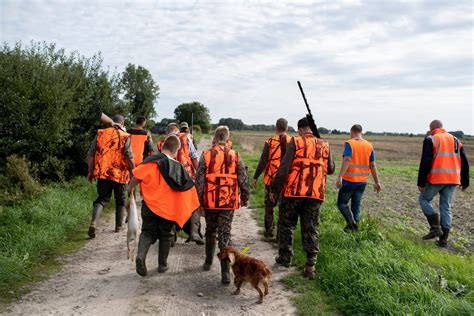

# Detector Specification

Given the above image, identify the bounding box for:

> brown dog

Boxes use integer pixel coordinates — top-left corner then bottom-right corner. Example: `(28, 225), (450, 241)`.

(217, 246), (272, 304)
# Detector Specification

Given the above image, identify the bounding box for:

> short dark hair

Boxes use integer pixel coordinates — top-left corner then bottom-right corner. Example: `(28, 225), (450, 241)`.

(276, 118), (288, 132)
(351, 124), (363, 133)
(136, 116), (146, 125)
(112, 114), (125, 124)
(297, 117), (309, 129)
(163, 135), (181, 152)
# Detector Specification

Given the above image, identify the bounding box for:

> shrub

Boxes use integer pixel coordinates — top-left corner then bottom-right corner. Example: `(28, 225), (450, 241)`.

(5, 155), (41, 196)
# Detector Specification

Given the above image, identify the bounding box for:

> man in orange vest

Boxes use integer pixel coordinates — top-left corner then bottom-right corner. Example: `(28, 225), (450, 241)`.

(180, 121), (198, 150)
(129, 116), (154, 167)
(270, 117), (335, 279)
(335, 124), (381, 231)
(418, 120), (469, 247)
(158, 123), (203, 244)
(129, 135), (200, 276)
(252, 118), (291, 237)
(87, 115), (135, 238)
(196, 126), (249, 284)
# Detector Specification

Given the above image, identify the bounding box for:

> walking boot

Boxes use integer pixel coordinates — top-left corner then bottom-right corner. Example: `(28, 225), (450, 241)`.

(88, 203), (104, 238)
(422, 214), (443, 240)
(275, 256), (290, 268)
(115, 205), (126, 232)
(158, 239), (171, 273)
(136, 234), (153, 277)
(189, 211), (205, 245)
(220, 260), (231, 284)
(436, 228), (450, 248)
(340, 208), (357, 232)
(304, 266), (316, 280)
(203, 242), (216, 271)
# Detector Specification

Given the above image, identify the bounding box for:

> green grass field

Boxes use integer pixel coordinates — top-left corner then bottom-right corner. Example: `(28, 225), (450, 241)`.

(238, 139), (473, 315)
(0, 178), (103, 302)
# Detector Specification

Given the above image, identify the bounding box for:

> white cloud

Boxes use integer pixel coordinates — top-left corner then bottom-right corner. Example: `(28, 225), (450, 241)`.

(0, 0), (472, 133)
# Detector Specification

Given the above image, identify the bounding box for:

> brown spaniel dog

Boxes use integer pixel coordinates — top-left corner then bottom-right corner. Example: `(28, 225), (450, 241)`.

(217, 246), (272, 303)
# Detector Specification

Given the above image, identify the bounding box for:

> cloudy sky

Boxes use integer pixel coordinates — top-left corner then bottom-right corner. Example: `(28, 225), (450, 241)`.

(1, 0), (472, 133)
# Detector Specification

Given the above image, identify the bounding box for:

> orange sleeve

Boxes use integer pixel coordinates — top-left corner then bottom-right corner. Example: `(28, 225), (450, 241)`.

(132, 163), (153, 184)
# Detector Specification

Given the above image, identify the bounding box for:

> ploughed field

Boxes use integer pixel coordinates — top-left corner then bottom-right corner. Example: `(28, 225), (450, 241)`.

(234, 131), (474, 252)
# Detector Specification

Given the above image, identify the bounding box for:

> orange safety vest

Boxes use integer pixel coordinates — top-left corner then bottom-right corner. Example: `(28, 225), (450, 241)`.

(342, 139), (373, 183)
(129, 128), (148, 166)
(93, 127), (130, 184)
(134, 162), (200, 228)
(263, 134), (291, 186)
(157, 134), (195, 177)
(203, 145), (240, 210)
(283, 134), (330, 201)
(427, 128), (462, 185)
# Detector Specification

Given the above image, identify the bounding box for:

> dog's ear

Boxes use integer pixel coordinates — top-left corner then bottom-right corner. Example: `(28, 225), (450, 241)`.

(228, 252), (236, 265)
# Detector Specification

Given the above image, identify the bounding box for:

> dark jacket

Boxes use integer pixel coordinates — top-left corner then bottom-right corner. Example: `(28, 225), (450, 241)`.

(417, 136), (469, 187)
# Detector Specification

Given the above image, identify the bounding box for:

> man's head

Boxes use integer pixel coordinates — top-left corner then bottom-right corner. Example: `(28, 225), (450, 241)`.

(136, 116), (146, 127)
(350, 124), (363, 138)
(179, 122), (189, 132)
(276, 118), (288, 133)
(297, 117), (312, 136)
(214, 126), (230, 144)
(162, 135), (181, 157)
(429, 120), (443, 131)
(166, 123), (180, 136)
(112, 114), (125, 128)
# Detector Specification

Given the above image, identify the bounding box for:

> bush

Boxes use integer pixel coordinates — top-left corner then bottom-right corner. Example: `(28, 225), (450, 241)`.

(5, 155), (41, 197)
(0, 42), (124, 181)
(191, 125), (202, 133)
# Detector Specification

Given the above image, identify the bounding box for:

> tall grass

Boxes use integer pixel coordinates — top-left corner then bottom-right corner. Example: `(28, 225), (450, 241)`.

(0, 178), (96, 300)
(240, 146), (473, 315)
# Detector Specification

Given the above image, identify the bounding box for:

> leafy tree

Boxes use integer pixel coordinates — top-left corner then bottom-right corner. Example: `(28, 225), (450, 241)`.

(174, 102), (211, 133)
(218, 118), (244, 130)
(0, 42), (122, 181)
(120, 63), (159, 124)
(318, 127), (330, 134)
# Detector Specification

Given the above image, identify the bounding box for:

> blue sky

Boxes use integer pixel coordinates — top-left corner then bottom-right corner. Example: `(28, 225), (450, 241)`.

(1, 0), (472, 133)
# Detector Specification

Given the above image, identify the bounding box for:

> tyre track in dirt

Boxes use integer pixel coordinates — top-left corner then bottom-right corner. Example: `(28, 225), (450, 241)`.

(4, 136), (296, 315)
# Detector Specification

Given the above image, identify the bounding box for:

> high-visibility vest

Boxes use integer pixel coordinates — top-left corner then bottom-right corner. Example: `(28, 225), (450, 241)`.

(203, 145), (240, 210)
(427, 128), (462, 185)
(283, 134), (330, 201)
(263, 134), (291, 186)
(134, 162), (200, 228)
(93, 127), (130, 184)
(129, 128), (148, 166)
(157, 134), (195, 177)
(342, 139), (373, 183)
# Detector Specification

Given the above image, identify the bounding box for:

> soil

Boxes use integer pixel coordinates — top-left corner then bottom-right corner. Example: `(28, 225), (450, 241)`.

(3, 137), (296, 315)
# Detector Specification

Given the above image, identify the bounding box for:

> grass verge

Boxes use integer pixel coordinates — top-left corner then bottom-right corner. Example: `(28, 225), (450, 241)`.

(0, 178), (99, 303)
(240, 146), (473, 315)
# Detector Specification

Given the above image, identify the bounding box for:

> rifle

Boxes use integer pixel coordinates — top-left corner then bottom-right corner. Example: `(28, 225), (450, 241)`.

(297, 81), (321, 138)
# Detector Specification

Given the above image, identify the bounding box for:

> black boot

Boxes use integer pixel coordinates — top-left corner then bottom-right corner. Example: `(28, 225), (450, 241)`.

(220, 260), (231, 284)
(136, 234), (153, 277)
(422, 214), (443, 240)
(203, 241), (216, 271)
(437, 228), (450, 247)
(339, 207), (357, 232)
(158, 239), (171, 273)
(189, 211), (205, 245)
(88, 203), (104, 238)
(115, 205), (126, 232)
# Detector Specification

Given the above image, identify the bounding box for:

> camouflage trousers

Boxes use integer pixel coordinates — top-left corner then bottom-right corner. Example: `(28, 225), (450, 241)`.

(278, 197), (321, 267)
(205, 209), (234, 250)
(264, 185), (279, 234)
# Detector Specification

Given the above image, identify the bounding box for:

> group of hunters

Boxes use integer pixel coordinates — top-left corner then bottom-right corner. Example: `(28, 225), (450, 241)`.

(87, 113), (470, 282)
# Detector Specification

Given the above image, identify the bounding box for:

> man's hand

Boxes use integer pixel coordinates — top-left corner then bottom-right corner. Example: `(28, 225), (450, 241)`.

(87, 172), (94, 183)
(251, 179), (257, 189)
(374, 182), (381, 194)
(241, 200), (248, 207)
(418, 186), (426, 192)
(461, 185), (469, 192)
(198, 206), (206, 217)
(335, 177), (343, 189)
(269, 193), (277, 204)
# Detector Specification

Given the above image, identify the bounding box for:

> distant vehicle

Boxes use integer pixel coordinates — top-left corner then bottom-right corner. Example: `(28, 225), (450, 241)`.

(151, 124), (167, 135)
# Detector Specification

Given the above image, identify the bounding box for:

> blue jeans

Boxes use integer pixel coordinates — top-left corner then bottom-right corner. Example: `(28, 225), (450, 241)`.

(337, 184), (367, 223)
(419, 184), (456, 229)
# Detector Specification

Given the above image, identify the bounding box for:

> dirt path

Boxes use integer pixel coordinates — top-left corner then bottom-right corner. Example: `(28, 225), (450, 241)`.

(4, 137), (296, 316)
